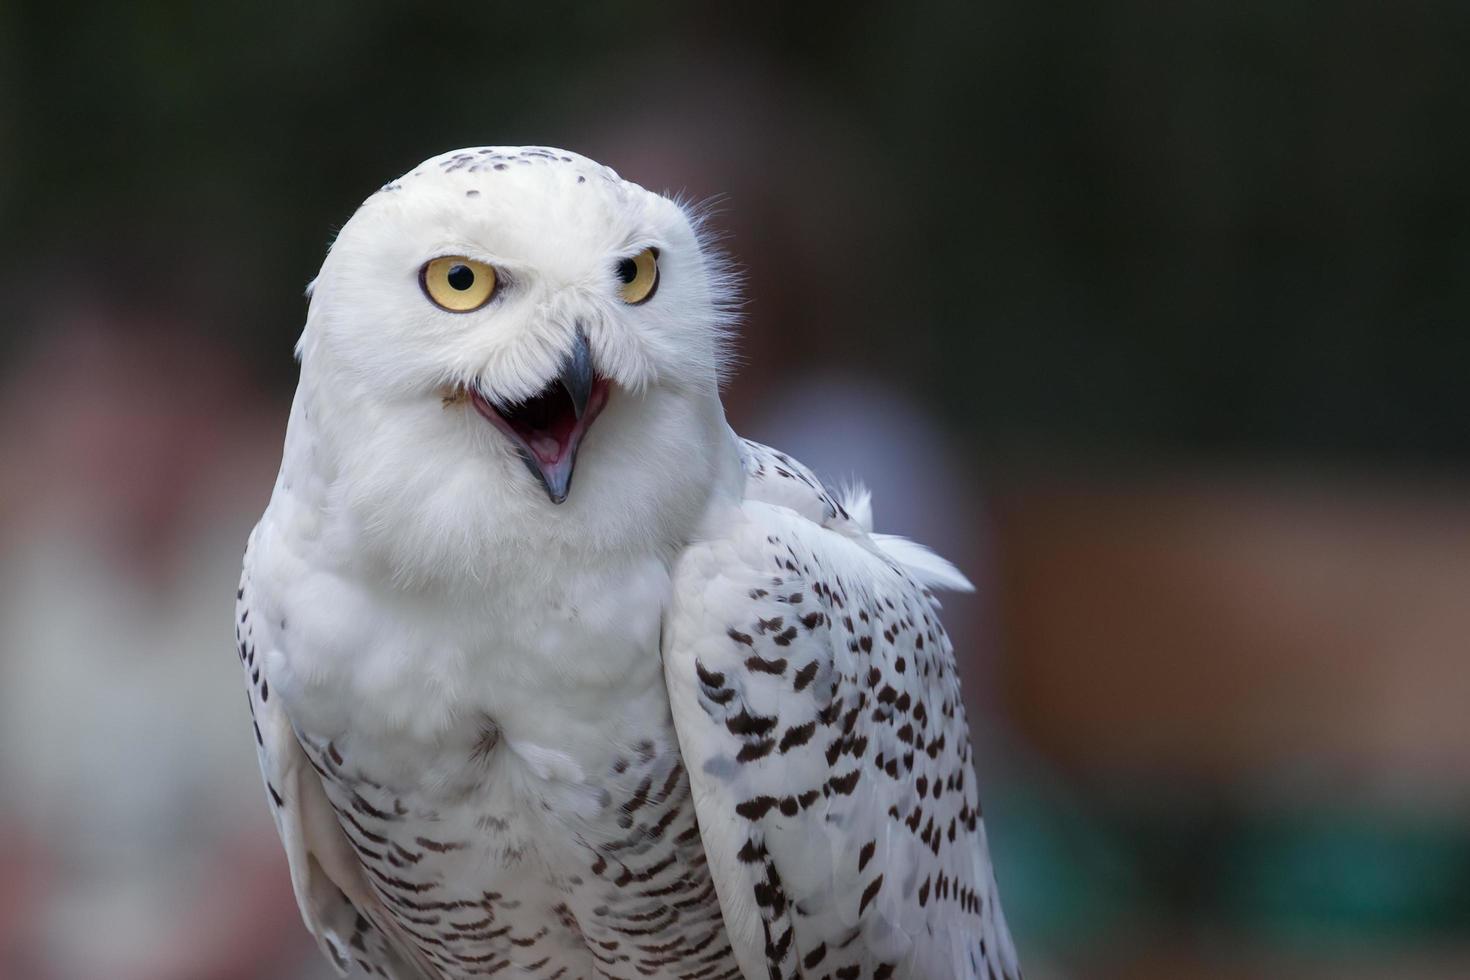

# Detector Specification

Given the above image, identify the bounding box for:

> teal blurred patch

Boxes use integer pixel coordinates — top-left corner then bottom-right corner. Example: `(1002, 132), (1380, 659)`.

(979, 753), (1470, 960)
(980, 759), (1149, 955)
(1217, 810), (1470, 945)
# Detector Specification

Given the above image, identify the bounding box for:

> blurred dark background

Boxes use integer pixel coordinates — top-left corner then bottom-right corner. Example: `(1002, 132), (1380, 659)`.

(1, 3), (1468, 978)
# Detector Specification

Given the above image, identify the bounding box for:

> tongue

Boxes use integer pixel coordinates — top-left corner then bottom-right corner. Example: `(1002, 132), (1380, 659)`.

(528, 434), (563, 462)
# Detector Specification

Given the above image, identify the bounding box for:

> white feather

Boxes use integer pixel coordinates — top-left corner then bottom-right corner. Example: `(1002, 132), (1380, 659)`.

(870, 533), (975, 592)
(240, 145), (1015, 980)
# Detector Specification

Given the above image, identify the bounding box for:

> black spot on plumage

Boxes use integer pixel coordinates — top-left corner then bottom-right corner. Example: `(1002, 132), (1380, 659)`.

(803, 943), (827, 969)
(792, 661), (819, 691)
(778, 721), (815, 752)
(858, 874), (884, 916)
(767, 922), (794, 962)
(746, 655), (788, 675)
(351, 792), (392, 821)
(737, 739), (776, 762)
(736, 796), (779, 820)
(738, 838), (767, 863)
(926, 734), (946, 759)
(726, 710), (777, 737)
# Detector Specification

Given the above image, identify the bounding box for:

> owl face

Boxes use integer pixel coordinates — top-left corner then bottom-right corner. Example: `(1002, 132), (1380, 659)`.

(296, 148), (737, 577)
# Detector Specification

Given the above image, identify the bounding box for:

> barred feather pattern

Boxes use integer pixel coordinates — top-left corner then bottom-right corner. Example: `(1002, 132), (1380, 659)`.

(661, 442), (1020, 980)
(238, 543), (739, 980)
(235, 438), (1016, 980)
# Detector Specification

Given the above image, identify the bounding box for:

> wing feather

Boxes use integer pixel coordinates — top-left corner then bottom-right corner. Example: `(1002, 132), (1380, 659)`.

(237, 534), (433, 980)
(663, 441), (1020, 980)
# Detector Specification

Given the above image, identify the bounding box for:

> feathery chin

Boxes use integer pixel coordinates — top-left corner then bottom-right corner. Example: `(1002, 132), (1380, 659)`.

(323, 379), (731, 592)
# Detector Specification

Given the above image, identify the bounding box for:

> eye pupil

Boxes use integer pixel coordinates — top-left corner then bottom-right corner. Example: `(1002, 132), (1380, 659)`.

(447, 264), (475, 290)
(616, 258), (638, 284)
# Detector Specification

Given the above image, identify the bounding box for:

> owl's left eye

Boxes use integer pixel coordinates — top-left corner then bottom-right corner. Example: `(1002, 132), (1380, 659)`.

(615, 247), (659, 305)
(420, 256), (499, 312)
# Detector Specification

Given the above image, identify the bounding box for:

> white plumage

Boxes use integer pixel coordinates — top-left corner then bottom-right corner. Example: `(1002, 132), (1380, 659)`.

(236, 146), (1019, 980)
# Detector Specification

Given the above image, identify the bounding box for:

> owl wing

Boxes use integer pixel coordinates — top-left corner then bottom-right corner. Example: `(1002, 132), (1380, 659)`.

(237, 532), (433, 980)
(662, 440), (1020, 980)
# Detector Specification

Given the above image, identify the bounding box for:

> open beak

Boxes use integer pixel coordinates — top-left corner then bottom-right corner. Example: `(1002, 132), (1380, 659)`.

(468, 329), (609, 504)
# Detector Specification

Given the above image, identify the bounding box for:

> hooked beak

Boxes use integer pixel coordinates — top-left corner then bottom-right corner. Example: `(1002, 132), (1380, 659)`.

(468, 329), (609, 504)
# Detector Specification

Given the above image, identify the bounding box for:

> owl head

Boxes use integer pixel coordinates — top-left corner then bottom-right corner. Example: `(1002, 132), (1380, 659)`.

(294, 147), (740, 582)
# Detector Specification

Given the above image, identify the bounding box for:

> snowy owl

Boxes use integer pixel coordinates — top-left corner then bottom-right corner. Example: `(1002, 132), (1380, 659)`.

(235, 146), (1020, 980)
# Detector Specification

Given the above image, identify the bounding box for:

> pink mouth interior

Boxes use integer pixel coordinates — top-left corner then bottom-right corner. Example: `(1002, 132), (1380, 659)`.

(469, 377), (609, 464)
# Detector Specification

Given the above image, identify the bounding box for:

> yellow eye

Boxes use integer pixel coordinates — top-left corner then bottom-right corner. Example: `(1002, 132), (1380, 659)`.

(615, 247), (659, 304)
(420, 256), (498, 312)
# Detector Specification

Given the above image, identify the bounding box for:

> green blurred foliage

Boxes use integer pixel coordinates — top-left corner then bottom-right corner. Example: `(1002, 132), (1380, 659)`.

(2, 0), (1468, 461)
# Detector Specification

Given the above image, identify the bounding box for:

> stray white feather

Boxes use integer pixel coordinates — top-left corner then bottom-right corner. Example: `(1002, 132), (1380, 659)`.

(840, 484), (975, 592)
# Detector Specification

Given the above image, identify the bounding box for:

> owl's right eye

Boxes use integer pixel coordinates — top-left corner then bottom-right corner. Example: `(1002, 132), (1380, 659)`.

(420, 256), (499, 312)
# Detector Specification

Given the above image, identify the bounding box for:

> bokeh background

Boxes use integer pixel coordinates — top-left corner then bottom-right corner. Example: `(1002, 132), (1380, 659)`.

(2, 2), (1468, 978)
